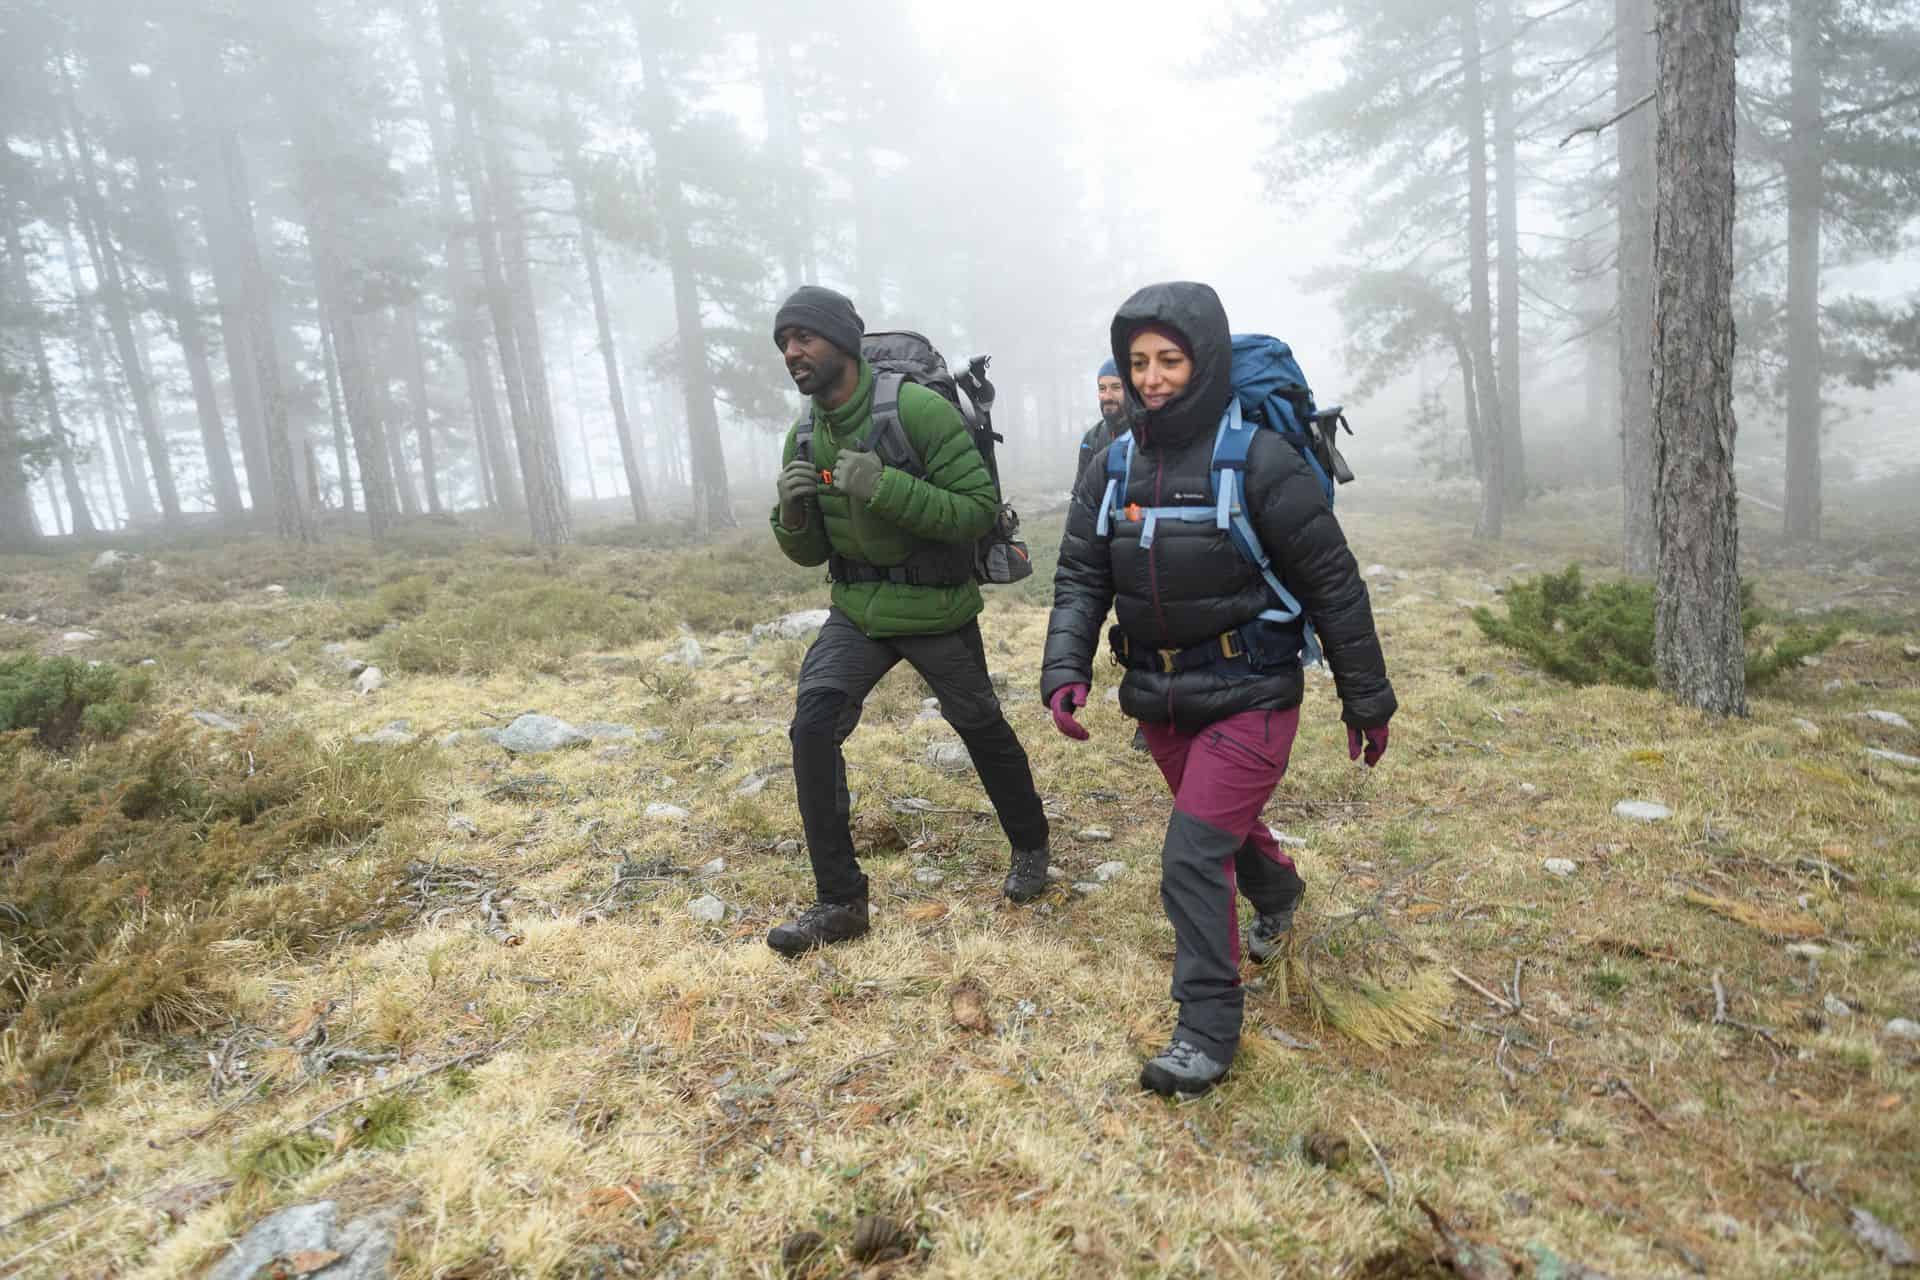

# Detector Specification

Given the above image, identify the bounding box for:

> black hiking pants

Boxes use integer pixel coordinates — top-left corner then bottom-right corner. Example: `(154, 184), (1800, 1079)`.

(790, 609), (1049, 904)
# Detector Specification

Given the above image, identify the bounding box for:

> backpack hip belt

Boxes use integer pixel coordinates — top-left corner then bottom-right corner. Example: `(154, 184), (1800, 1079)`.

(1108, 620), (1300, 674)
(828, 551), (971, 588)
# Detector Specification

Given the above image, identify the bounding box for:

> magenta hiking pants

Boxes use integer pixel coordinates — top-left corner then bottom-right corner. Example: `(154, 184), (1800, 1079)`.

(1139, 707), (1303, 1062)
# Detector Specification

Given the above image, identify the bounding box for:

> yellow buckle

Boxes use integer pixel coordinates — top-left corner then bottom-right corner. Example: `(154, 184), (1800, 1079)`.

(1157, 648), (1179, 673)
(1219, 631), (1243, 660)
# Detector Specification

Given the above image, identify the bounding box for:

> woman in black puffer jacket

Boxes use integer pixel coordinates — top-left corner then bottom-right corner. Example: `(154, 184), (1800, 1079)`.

(1041, 281), (1397, 1097)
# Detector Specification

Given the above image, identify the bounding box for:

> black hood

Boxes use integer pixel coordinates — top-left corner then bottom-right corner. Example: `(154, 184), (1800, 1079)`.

(1109, 281), (1233, 451)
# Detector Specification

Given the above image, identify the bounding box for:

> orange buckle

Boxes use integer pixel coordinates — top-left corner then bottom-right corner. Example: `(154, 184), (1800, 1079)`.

(1125, 503), (1143, 522)
(819, 468), (833, 485)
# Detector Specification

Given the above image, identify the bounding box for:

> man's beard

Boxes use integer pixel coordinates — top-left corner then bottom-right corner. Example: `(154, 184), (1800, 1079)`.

(789, 347), (851, 397)
(1099, 401), (1125, 425)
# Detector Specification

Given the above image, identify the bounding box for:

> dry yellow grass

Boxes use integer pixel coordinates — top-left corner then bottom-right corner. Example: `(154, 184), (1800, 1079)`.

(1, 488), (1917, 1277)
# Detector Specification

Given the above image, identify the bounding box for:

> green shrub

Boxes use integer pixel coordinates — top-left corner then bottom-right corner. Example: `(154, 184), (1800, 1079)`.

(1472, 565), (1838, 690)
(373, 579), (668, 675)
(0, 655), (149, 748)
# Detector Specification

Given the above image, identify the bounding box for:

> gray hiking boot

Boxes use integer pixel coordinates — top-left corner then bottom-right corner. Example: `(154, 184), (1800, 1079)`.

(767, 897), (870, 957)
(1002, 845), (1051, 903)
(1140, 1039), (1231, 1097)
(1248, 880), (1305, 965)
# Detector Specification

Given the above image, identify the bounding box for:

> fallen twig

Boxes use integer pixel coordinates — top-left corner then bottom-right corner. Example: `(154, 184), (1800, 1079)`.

(1606, 1077), (1671, 1132)
(1451, 966), (1539, 1023)
(1710, 972), (1790, 1054)
(0, 1169), (115, 1238)
(281, 1042), (501, 1140)
(1349, 1115), (1395, 1203)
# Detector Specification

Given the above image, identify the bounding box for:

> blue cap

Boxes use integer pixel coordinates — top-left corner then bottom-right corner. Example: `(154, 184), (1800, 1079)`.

(1098, 357), (1118, 380)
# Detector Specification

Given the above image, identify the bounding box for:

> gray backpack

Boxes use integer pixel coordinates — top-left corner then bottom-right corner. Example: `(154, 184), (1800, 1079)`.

(794, 330), (1032, 587)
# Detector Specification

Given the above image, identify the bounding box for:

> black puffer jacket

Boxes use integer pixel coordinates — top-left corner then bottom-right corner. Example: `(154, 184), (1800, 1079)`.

(1041, 282), (1396, 733)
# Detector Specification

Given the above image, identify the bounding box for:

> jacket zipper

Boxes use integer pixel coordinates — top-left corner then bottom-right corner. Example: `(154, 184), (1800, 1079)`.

(1146, 453), (1175, 722)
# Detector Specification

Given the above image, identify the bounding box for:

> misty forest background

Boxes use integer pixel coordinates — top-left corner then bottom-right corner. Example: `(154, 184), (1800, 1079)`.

(2, 0), (1919, 554)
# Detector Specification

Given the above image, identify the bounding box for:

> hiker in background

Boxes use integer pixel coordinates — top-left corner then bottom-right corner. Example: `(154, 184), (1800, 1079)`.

(1074, 357), (1149, 754)
(1040, 281), (1396, 1096)
(768, 285), (1052, 956)
(1077, 358), (1130, 469)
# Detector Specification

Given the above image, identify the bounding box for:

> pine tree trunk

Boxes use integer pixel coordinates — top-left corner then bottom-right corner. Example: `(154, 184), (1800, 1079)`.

(316, 288), (396, 539)
(5, 217), (98, 536)
(405, 0), (518, 512)
(320, 311), (354, 512)
(636, 32), (733, 532)
(1652, 0), (1746, 717)
(221, 119), (311, 543)
(568, 146), (647, 523)
(368, 311), (422, 518)
(55, 208), (145, 525)
(402, 304), (443, 514)
(1462, 0), (1506, 541)
(135, 154), (246, 519)
(1782, 0), (1823, 543)
(485, 114), (572, 544)
(1617, 0), (1658, 574)
(1492, 0), (1525, 508)
(60, 106), (181, 525)
(0, 386), (40, 549)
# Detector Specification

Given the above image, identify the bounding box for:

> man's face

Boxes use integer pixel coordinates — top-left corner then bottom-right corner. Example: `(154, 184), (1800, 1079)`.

(780, 328), (851, 398)
(1097, 375), (1125, 424)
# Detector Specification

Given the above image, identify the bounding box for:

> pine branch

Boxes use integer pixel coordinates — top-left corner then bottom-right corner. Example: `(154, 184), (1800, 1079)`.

(1559, 90), (1653, 148)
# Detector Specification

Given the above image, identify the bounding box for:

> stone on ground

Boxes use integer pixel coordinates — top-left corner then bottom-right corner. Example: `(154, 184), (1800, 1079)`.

(1866, 747), (1920, 771)
(207, 1201), (396, 1280)
(191, 710), (244, 733)
(688, 894), (727, 924)
(353, 720), (416, 747)
(495, 714), (589, 754)
(353, 666), (386, 695)
(750, 609), (831, 644)
(1613, 799), (1672, 823)
(1543, 857), (1578, 878)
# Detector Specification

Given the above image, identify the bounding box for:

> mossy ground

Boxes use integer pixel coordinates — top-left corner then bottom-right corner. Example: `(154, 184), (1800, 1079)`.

(1, 485), (1916, 1277)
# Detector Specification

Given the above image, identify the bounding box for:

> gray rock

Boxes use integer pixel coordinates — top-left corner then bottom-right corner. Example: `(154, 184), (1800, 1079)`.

(264, 584), (286, 597)
(735, 766), (790, 798)
(1077, 827), (1114, 843)
(1465, 672), (1495, 688)
(645, 802), (690, 822)
(321, 642), (349, 655)
(61, 630), (96, 644)
(90, 549), (140, 574)
(1613, 799), (1673, 823)
(447, 815), (480, 839)
(1072, 881), (1104, 894)
(207, 1201), (397, 1280)
(1866, 747), (1920, 771)
(1857, 709), (1914, 731)
(688, 894), (727, 924)
(191, 710), (243, 733)
(353, 720), (415, 747)
(988, 671), (1012, 693)
(913, 867), (945, 887)
(1904, 643), (1920, 661)
(695, 857), (726, 877)
(1093, 860), (1128, 883)
(266, 637), (295, 653)
(774, 839), (802, 857)
(495, 713), (589, 754)
(1790, 717), (1821, 740)
(1364, 563), (1390, 578)
(1885, 1017), (1920, 1042)
(1823, 994), (1853, 1018)
(1265, 826), (1308, 849)
(1104, 686), (1120, 704)
(921, 696), (942, 712)
(1786, 942), (1828, 959)
(1542, 857), (1578, 878)
(750, 609), (831, 644)
(925, 741), (971, 773)
(1822, 678), (1847, 695)
(658, 635), (704, 669)
(640, 727), (670, 745)
(353, 666), (385, 695)
(1519, 782), (1540, 796)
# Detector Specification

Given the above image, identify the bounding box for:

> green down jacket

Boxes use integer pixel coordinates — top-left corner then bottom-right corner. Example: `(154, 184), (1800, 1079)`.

(770, 360), (997, 638)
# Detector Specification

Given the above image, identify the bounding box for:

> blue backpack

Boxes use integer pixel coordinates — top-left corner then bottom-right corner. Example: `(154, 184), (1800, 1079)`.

(1094, 334), (1354, 666)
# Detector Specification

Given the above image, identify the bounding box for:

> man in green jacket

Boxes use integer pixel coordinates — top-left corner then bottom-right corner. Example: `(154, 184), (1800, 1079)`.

(768, 285), (1051, 956)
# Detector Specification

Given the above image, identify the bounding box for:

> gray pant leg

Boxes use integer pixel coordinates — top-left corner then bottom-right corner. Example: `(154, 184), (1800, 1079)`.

(1161, 809), (1246, 1062)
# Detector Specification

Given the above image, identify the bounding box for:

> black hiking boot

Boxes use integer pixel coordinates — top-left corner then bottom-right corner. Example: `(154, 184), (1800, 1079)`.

(1248, 879), (1305, 965)
(1002, 845), (1051, 903)
(1140, 1039), (1231, 1097)
(767, 896), (870, 957)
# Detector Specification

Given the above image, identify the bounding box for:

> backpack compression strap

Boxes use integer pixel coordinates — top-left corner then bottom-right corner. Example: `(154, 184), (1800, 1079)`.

(1093, 399), (1322, 666)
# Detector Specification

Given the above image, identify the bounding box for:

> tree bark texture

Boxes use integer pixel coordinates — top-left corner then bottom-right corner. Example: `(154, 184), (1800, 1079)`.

(0, 384), (40, 548)
(1782, 0), (1823, 542)
(5, 216), (97, 536)
(636, 28), (732, 531)
(406, 0), (517, 512)
(402, 304), (443, 514)
(1617, 0), (1658, 574)
(1462, 0), (1506, 541)
(1492, 0), (1525, 507)
(568, 146), (647, 523)
(320, 311), (354, 512)
(60, 106), (181, 524)
(1652, 0), (1746, 717)
(55, 209), (140, 525)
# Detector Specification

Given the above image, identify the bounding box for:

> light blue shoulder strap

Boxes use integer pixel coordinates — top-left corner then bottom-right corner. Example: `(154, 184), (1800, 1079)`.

(1094, 436), (1135, 537)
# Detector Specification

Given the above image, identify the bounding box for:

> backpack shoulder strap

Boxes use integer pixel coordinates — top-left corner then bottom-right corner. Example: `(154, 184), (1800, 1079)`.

(867, 372), (925, 476)
(1094, 436), (1135, 538)
(1213, 399), (1310, 643)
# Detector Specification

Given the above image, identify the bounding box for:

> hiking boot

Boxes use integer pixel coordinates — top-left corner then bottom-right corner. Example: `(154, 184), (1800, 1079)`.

(1131, 725), (1150, 753)
(1248, 880), (1305, 965)
(1002, 845), (1051, 903)
(1140, 1039), (1231, 1097)
(767, 896), (870, 957)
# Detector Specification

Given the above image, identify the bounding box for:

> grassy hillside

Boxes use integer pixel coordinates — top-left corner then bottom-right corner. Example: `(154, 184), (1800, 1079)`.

(1, 489), (1916, 1277)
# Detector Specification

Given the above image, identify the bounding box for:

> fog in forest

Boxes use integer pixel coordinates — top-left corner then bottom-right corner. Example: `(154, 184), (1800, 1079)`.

(3, 0), (1918, 547)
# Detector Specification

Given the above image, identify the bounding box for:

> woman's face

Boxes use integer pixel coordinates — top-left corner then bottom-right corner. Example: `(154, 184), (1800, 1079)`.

(1129, 331), (1191, 412)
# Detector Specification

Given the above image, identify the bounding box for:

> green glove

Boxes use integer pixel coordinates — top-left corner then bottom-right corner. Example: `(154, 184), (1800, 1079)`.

(832, 448), (885, 503)
(777, 457), (818, 530)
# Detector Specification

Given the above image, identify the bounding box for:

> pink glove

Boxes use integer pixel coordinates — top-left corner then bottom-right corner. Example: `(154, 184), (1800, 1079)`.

(1348, 724), (1390, 767)
(1049, 684), (1090, 741)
